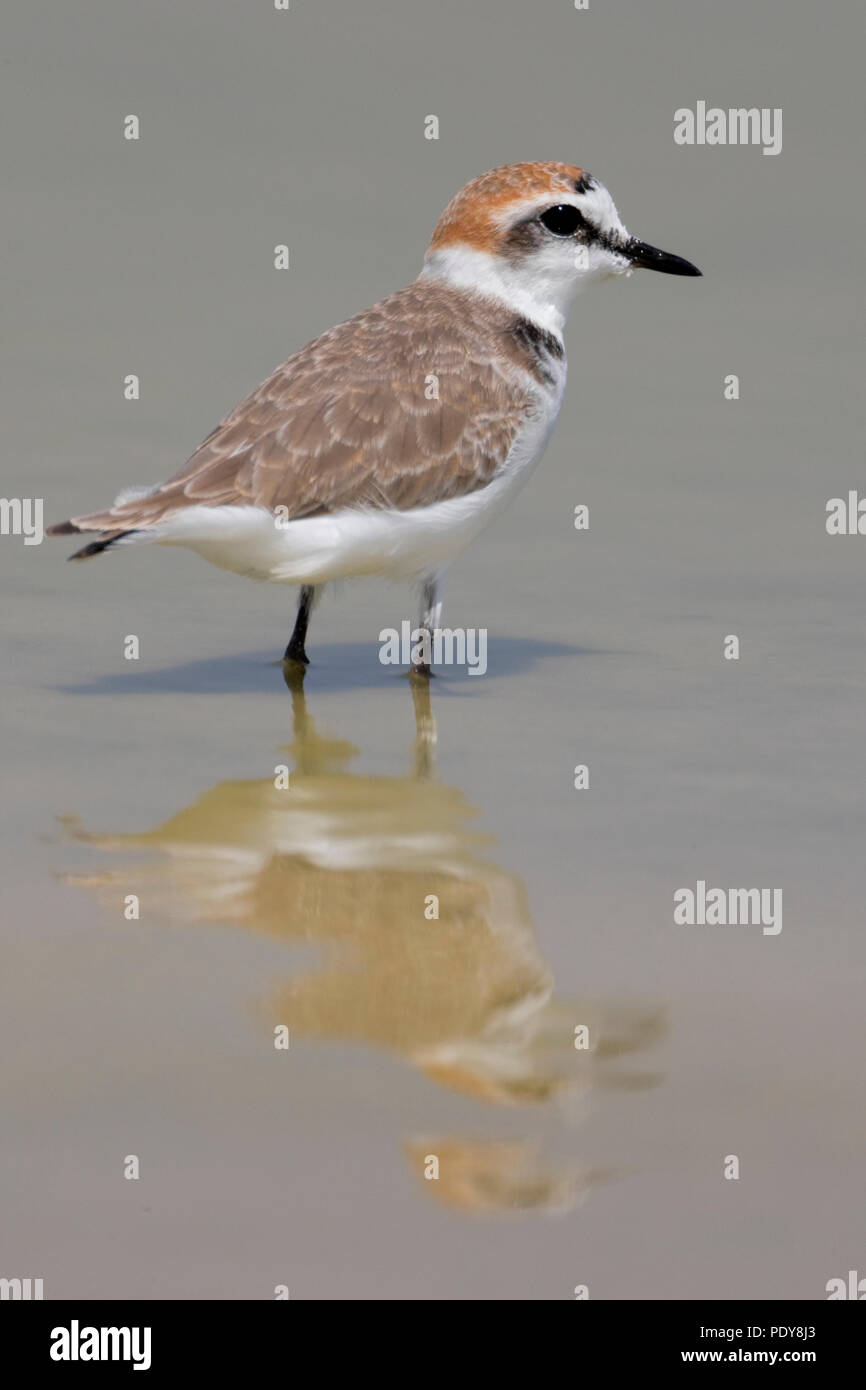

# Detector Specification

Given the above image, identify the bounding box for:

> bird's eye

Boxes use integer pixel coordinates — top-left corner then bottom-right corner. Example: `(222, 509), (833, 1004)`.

(539, 204), (584, 236)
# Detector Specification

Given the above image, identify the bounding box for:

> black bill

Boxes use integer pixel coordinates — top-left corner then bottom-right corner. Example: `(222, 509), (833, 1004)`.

(626, 238), (702, 276)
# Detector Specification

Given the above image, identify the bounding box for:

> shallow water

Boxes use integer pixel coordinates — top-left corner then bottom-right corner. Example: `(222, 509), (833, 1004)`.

(2, 0), (864, 1299)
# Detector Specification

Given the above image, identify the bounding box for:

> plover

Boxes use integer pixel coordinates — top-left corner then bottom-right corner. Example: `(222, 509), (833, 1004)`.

(49, 162), (700, 671)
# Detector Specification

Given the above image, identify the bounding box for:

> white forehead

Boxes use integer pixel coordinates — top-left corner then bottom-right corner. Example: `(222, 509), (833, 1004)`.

(573, 178), (629, 237)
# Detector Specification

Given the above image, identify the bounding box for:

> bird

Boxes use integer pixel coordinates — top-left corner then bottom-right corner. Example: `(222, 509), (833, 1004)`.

(48, 161), (700, 674)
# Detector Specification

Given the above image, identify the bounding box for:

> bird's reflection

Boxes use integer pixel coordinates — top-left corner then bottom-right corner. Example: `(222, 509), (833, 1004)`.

(62, 670), (665, 1216)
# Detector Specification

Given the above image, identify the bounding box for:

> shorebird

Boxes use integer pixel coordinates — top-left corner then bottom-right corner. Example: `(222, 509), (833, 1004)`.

(49, 161), (700, 672)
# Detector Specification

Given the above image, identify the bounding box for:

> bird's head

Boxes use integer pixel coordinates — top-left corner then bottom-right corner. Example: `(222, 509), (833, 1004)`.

(421, 161), (701, 334)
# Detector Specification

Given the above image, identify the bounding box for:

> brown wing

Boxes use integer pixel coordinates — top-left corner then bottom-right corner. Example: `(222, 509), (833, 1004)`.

(52, 281), (536, 536)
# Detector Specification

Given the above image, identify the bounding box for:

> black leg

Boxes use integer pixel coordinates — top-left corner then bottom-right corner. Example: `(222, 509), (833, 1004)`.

(284, 585), (316, 664)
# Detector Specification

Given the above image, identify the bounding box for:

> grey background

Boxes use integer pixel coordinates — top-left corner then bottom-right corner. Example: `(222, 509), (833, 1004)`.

(1, 0), (864, 1298)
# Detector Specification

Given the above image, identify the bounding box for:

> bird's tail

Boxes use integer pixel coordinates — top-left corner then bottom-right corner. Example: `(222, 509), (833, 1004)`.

(46, 519), (137, 559)
(46, 488), (159, 558)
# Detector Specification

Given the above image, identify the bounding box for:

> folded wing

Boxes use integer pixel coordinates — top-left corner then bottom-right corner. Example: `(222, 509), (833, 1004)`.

(49, 282), (536, 546)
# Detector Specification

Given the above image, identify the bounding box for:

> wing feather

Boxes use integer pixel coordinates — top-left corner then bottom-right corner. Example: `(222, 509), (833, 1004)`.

(53, 282), (537, 535)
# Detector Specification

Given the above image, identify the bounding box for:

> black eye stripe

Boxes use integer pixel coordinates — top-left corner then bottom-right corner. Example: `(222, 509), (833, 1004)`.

(536, 203), (627, 259)
(539, 204), (586, 237)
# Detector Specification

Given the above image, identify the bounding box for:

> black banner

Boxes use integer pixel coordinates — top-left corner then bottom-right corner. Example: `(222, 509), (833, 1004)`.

(4, 1300), (862, 1374)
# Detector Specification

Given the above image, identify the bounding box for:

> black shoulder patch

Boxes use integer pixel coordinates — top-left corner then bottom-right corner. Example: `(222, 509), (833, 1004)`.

(509, 316), (564, 387)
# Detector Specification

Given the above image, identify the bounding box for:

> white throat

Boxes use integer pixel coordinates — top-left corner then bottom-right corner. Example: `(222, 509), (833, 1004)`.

(419, 245), (571, 339)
